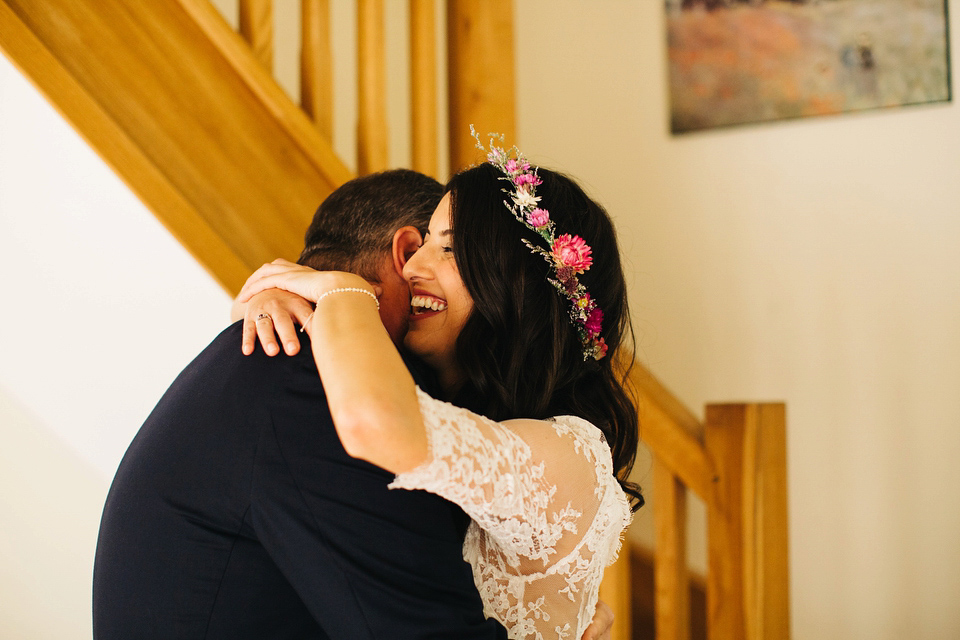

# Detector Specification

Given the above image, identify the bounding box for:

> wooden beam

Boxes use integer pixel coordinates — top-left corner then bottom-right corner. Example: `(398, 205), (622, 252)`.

(654, 459), (691, 640)
(239, 0), (274, 72)
(409, 0), (437, 178)
(447, 0), (516, 173)
(1, 0), (352, 294)
(357, 0), (388, 175)
(300, 0), (333, 139)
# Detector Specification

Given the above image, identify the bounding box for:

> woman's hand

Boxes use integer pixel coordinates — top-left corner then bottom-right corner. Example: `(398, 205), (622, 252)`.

(235, 259), (379, 356)
(237, 259), (376, 306)
(580, 599), (614, 640)
(237, 289), (314, 356)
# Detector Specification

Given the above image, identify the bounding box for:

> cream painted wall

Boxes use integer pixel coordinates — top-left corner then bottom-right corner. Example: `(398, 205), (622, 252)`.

(513, 1), (959, 638)
(0, 55), (231, 637)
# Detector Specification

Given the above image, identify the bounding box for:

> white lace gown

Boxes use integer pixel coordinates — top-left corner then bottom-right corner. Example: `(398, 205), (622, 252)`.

(390, 388), (633, 640)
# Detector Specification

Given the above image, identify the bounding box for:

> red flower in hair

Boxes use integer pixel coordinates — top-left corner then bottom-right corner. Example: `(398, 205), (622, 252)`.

(585, 307), (604, 338)
(552, 234), (593, 274)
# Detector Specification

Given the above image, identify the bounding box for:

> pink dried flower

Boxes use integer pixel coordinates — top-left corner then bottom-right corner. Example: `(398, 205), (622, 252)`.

(552, 234), (593, 273)
(585, 307), (604, 338)
(593, 337), (609, 360)
(505, 159), (519, 173)
(526, 208), (550, 228)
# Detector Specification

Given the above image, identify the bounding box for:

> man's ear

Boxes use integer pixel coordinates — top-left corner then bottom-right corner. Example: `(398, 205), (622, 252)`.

(391, 226), (423, 276)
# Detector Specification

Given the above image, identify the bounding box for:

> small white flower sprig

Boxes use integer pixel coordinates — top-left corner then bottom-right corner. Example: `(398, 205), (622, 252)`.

(471, 126), (608, 361)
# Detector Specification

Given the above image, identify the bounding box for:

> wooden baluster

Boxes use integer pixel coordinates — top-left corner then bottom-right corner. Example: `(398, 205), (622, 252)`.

(409, 0), (437, 178)
(705, 403), (790, 640)
(598, 549), (632, 640)
(301, 0), (333, 140)
(357, 0), (388, 175)
(238, 0), (273, 72)
(446, 0), (516, 173)
(654, 459), (690, 640)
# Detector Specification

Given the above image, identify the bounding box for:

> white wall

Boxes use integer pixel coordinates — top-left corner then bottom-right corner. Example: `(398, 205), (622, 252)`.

(514, 1), (959, 638)
(0, 55), (231, 638)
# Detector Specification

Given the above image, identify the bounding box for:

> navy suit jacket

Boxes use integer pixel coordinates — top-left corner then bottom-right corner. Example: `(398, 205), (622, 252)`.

(93, 322), (506, 639)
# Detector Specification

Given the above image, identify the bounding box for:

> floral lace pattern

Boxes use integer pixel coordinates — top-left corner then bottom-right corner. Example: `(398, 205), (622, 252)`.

(390, 389), (632, 640)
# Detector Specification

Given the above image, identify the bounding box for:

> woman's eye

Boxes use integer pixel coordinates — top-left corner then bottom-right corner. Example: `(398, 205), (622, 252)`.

(442, 246), (454, 253)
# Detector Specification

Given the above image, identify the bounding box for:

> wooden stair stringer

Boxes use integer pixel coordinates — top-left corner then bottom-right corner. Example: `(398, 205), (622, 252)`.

(0, 0), (353, 294)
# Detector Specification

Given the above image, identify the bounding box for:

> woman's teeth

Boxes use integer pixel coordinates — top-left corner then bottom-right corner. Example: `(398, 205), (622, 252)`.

(411, 295), (447, 313)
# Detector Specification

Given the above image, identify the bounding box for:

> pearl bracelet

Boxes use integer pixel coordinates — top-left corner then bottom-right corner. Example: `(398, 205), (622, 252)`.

(315, 286), (380, 310)
(300, 287), (380, 332)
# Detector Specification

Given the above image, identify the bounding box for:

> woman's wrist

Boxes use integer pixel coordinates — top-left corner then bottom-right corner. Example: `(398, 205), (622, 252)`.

(306, 273), (380, 330)
(315, 286), (380, 311)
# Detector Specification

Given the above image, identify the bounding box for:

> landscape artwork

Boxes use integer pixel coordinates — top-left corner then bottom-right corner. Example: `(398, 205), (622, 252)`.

(666, 0), (952, 133)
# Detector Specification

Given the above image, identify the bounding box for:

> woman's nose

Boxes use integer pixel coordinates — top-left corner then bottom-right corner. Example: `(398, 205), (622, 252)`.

(402, 246), (432, 282)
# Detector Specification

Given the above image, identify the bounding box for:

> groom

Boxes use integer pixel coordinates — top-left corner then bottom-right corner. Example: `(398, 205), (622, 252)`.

(93, 170), (507, 639)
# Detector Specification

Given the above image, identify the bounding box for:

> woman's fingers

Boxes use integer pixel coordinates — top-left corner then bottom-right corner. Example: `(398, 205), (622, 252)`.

(240, 289), (316, 356)
(271, 309), (301, 355)
(255, 313), (281, 356)
(241, 312), (259, 355)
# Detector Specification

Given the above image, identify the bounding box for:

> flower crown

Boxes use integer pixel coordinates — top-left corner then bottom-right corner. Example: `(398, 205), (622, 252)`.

(471, 127), (608, 361)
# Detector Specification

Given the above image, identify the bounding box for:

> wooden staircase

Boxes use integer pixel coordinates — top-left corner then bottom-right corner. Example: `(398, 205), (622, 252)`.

(0, 2), (790, 638)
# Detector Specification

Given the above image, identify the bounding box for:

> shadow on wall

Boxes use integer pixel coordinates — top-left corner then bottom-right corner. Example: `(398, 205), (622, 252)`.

(0, 387), (108, 639)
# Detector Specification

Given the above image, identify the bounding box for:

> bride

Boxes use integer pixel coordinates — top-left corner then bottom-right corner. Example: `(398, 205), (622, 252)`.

(239, 135), (643, 639)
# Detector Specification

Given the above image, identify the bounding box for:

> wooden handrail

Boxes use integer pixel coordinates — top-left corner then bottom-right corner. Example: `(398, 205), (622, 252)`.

(629, 363), (715, 500)
(0, 0), (351, 293)
(179, 0), (352, 190)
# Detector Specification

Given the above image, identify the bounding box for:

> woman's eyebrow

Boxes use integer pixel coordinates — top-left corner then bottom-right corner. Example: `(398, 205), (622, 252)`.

(439, 229), (453, 237)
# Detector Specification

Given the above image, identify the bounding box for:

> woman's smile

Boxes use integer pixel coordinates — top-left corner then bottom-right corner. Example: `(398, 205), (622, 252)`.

(402, 194), (474, 386)
(410, 292), (448, 315)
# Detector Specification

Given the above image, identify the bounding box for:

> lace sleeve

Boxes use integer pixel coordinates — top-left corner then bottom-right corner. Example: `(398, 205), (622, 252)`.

(390, 388), (632, 640)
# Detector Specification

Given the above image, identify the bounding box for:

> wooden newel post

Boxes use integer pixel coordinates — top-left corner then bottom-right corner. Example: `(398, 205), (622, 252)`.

(705, 403), (790, 640)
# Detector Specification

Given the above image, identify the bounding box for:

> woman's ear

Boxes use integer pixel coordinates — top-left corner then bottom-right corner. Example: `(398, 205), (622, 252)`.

(391, 226), (423, 275)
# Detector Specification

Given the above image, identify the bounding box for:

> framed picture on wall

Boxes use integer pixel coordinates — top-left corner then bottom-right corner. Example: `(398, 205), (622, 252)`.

(666, 0), (952, 133)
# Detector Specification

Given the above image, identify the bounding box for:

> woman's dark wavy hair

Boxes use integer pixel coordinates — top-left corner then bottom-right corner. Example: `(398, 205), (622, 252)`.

(447, 163), (643, 510)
